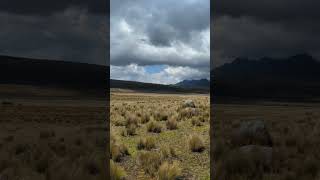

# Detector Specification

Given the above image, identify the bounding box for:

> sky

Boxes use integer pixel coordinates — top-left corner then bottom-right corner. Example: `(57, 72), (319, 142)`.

(110, 0), (210, 85)
(0, 0), (108, 65)
(212, 0), (320, 67)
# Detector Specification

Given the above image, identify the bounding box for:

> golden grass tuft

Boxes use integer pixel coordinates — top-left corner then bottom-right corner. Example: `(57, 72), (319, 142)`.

(191, 117), (202, 126)
(158, 161), (182, 180)
(188, 134), (205, 152)
(137, 137), (156, 150)
(111, 142), (129, 162)
(138, 151), (163, 176)
(166, 117), (178, 130)
(110, 160), (127, 180)
(147, 121), (162, 133)
(125, 114), (139, 128)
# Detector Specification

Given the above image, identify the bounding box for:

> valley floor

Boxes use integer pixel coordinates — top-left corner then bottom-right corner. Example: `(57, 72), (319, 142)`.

(110, 92), (210, 179)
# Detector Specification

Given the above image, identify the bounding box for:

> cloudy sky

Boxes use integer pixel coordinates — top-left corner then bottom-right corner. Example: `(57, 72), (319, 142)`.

(0, 0), (107, 65)
(213, 0), (320, 67)
(110, 0), (210, 84)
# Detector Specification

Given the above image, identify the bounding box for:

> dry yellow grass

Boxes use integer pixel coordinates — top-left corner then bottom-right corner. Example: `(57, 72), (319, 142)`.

(212, 102), (320, 179)
(0, 99), (107, 180)
(110, 92), (210, 179)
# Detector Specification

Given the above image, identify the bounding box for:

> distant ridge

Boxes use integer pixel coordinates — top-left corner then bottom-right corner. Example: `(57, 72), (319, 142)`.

(110, 79), (209, 94)
(0, 55), (108, 94)
(174, 79), (210, 90)
(213, 53), (320, 100)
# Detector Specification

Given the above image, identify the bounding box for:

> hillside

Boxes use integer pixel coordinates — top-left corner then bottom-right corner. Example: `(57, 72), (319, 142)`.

(111, 79), (209, 94)
(174, 79), (210, 90)
(212, 53), (320, 101)
(0, 55), (108, 97)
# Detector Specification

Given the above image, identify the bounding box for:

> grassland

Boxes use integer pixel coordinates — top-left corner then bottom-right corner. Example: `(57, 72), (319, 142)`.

(110, 92), (210, 180)
(0, 91), (107, 180)
(212, 102), (320, 180)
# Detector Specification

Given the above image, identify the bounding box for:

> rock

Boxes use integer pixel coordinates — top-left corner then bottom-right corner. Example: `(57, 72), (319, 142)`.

(189, 108), (199, 116)
(182, 100), (195, 108)
(231, 120), (273, 147)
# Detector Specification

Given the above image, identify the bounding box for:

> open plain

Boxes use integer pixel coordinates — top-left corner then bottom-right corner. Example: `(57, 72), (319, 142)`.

(110, 92), (210, 180)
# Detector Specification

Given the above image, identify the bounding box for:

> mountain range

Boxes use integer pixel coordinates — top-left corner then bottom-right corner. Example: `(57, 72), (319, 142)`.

(174, 79), (210, 90)
(2, 53), (320, 100)
(212, 53), (320, 100)
(0, 55), (208, 94)
(110, 79), (208, 93)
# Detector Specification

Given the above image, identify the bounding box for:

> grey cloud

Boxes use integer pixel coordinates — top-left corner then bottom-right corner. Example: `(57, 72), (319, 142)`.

(0, 0), (108, 15)
(111, 0), (210, 68)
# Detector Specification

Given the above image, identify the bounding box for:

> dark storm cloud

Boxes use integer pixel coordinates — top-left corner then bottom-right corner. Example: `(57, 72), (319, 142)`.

(212, 0), (320, 67)
(0, 1), (108, 65)
(0, 0), (108, 15)
(214, 0), (320, 22)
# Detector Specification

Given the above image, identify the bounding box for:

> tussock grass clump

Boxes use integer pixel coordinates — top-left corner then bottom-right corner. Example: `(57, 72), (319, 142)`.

(191, 117), (202, 126)
(137, 137), (156, 150)
(110, 160), (127, 180)
(140, 112), (151, 124)
(111, 141), (129, 162)
(154, 111), (169, 121)
(166, 117), (178, 130)
(125, 124), (136, 136)
(178, 107), (198, 120)
(113, 115), (126, 126)
(147, 121), (162, 133)
(189, 134), (205, 152)
(138, 151), (163, 176)
(160, 146), (177, 159)
(215, 149), (270, 179)
(125, 114), (139, 127)
(158, 161), (182, 180)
